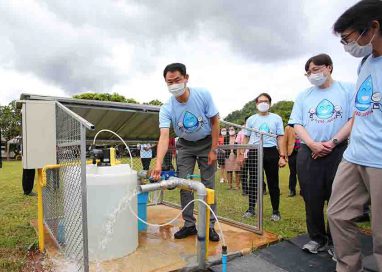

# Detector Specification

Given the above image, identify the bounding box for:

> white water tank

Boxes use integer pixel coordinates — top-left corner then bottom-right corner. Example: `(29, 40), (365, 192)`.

(86, 164), (138, 261)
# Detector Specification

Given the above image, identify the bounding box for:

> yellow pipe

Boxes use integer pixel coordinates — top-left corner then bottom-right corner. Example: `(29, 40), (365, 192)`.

(205, 188), (215, 260)
(41, 164), (60, 187)
(37, 169), (45, 252)
(37, 164), (60, 252)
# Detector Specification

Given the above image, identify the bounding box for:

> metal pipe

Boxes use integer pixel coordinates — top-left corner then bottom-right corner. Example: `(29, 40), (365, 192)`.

(138, 177), (208, 270)
(56, 102), (95, 130)
(220, 120), (277, 138)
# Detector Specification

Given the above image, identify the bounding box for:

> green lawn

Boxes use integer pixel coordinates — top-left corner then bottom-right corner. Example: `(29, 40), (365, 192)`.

(0, 161), (37, 272)
(163, 166), (307, 239)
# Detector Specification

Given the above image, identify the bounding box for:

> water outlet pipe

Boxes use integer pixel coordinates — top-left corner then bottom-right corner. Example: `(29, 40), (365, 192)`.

(138, 177), (208, 270)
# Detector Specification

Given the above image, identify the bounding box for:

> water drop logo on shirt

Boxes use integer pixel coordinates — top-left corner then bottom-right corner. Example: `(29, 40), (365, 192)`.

(258, 123), (270, 133)
(308, 98), (342, 122)
(177, 111), (204, 133)
(316, 99), (335, 119)
(355, 76), (373, 111)
(354, 75), (382, 113)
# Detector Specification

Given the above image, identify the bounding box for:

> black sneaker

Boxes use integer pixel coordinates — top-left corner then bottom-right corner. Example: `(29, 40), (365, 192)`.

(288, 190), (296, 197)
(174, 226), (197, 239)
(354, 213), (370, 222)
(209, 228), (220, 242)
(25, 192), (37, 196)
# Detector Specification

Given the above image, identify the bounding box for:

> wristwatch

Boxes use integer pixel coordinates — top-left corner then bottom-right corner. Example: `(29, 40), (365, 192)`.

(331, 138), (339, 146)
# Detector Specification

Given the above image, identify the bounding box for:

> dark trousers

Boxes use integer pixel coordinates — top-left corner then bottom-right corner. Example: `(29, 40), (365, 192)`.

(141, 158), (152, 170)
(248, 147), (280, 213)
(241, 157), (249, 194)
(288, 150), (298, 193)
(297, 143), (347, 245)
(177, 136), (216, 227)
(22, 169), (35, 195)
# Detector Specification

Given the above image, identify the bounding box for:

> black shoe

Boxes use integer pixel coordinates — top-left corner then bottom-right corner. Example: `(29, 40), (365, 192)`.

(209, 228), (220, 242)
(174, 226), (197, 239)
(354, 213), (370, 222)
(288, 190), (296, 197)
(25, 192), (37, 196)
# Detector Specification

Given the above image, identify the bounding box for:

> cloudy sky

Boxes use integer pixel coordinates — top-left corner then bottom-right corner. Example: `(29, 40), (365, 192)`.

(0, 0), (361, 117)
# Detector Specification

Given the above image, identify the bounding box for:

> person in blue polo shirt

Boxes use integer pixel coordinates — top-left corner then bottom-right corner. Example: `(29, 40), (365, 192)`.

(328, 1), (382, 271)
(151, 63), (220, 241)
(289, 53), (354, 255)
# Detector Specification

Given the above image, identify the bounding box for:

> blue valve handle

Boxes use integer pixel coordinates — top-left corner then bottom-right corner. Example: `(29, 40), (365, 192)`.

(186, 174), (201, 180)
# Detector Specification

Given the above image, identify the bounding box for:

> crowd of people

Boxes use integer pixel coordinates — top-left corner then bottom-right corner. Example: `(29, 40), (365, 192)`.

(151, 1), (382, 271)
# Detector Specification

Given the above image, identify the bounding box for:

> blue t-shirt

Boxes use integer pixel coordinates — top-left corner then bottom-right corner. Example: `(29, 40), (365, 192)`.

(159, 87), (219, 141)
(343, 55), (382, 168)
(288, 81), (354, 142)
(244, 113), (284, 147)
(139, 144), (152, 158)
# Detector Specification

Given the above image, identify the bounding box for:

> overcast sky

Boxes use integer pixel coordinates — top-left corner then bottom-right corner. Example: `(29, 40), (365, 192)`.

(0, 0), (361, 117)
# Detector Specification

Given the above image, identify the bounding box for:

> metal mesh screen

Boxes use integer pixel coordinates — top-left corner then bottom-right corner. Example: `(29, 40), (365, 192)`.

(42, 103), (89, 272)
(122, 122), (265, 233)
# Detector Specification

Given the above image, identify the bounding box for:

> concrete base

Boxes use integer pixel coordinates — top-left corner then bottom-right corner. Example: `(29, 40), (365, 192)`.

(33, 204), (279, 272)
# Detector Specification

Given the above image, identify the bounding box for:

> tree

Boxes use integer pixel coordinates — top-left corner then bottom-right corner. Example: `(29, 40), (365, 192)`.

(0, 101), (22, 159)
(144, 99), (163, 106)
(73, 92), (139, 104)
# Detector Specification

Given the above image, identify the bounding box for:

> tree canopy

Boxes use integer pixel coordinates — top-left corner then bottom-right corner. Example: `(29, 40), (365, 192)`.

(0, 101), (22, 157)
(73, 92), (163, 106)
(224, 100), (294, 126)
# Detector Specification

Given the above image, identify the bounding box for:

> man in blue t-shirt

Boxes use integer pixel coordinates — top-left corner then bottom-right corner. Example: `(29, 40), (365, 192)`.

(328, 2), (382, 271)
(151, 63), (220, 241)
(289, 53), (355, 255)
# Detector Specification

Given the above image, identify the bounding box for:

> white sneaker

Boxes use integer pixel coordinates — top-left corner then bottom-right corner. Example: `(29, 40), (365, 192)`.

(302, 240), (327, 254)
(270, 213), (281, 221)
(328, 246), (337, 262)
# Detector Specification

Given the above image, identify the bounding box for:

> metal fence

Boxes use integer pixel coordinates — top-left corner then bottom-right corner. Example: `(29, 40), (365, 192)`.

(42, 102), (93, 272)
(120, 120), (276, 234)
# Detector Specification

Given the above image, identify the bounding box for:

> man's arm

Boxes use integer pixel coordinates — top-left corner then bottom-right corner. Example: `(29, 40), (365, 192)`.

(208, 115), (220, 165)
(322, 113), (354, 150)
(277, 135), (287, 167)
(151, 128), (170, 180)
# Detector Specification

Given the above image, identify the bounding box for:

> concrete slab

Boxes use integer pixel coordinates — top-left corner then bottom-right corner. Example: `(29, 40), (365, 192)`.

(34, 204), (279, 272)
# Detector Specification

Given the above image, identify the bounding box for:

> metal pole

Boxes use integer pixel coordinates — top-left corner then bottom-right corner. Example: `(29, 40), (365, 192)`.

(197, 193), (207, 270)
(80, 125), (90, 272)
(37, 168), (45, 252)
(258, 135), (264, 234)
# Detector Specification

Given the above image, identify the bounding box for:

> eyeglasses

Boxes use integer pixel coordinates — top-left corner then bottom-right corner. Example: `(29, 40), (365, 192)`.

(340, 29), (367, 45)
(304, 65), (326, 77)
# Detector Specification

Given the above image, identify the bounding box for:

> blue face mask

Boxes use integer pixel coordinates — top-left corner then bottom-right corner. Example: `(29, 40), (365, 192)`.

(308, 72), (327, 86)
(168, 83), (186, 97)
(344, 32), (375, 58)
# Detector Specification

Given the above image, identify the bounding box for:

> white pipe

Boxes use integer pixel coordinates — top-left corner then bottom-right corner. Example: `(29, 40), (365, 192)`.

(139, 177), (207, 270)
(92, 129), (133, 167)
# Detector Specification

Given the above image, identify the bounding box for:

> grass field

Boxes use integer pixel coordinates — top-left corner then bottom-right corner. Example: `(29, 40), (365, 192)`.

(0, 161), (38, 272)
(162, 164), (307, 239)
(1, 159), (366, 271)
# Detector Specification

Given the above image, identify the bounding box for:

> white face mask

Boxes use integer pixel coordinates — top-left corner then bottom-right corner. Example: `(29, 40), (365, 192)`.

(229, 130), (235, 136)
(168, 82), (186, 97)
(344, 32), (375, 58)
(308, 72), (328, 86)
(256, 102), (270, 113)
